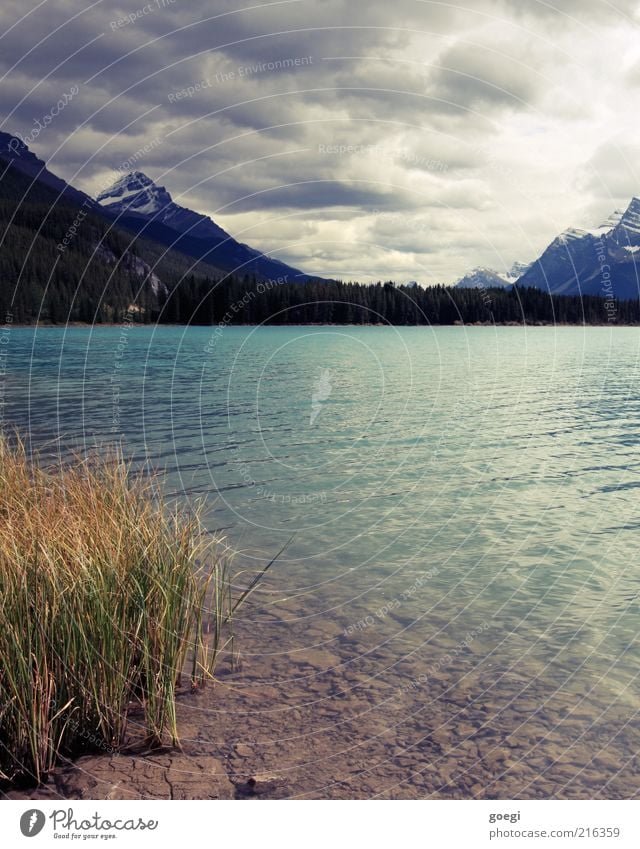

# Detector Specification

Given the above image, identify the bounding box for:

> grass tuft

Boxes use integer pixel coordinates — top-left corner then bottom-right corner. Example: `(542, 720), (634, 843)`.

(0, 437), (233, 785)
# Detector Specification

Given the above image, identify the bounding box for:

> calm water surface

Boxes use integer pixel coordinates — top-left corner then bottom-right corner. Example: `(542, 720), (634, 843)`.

(4, 325), (640, 798)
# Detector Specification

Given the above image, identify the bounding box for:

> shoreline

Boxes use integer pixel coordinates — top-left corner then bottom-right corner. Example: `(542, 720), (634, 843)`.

(6, 321), (637, 329)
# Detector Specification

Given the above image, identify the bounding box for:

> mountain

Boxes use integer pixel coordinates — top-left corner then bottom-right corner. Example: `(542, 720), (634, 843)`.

(517, 199), (640, 298)
(455, 261), (530, 289)
(97, 171), (228, 241)
(0, 131), (93, 208)
(455, 267), (511, 289)
(0, 131), (320, 323)
(508, 261), (533, 280)
(96, 170), (313, 283)
(0, 137), (160, 323)
(3, 133), (640, 327)
(0, 133), (244, 323)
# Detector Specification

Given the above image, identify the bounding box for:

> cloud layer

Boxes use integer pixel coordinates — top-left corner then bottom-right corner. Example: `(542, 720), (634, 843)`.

(1, 0), (640, 282)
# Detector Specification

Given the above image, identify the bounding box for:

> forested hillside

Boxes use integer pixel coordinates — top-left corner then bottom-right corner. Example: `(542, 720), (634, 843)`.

(0, 156), (223, 323)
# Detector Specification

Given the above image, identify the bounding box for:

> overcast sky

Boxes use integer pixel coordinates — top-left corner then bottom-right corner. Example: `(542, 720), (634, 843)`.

(1, 0), (640, 283)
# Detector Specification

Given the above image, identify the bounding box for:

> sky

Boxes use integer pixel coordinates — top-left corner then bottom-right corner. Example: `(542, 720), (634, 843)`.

(1, 0), (640, 283)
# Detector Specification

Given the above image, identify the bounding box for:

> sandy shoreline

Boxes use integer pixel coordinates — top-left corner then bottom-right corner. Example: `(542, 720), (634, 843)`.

(6, 595), (638, 801)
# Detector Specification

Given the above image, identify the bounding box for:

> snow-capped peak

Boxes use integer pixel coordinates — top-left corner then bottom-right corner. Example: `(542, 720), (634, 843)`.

(99, 170), (153, 194)
(97, 171), (172, 216)
(96, 171), (228, 242)
(555, 198), (640, 247)
(503, 260), (532, 281)
(556, 227), (590, 245)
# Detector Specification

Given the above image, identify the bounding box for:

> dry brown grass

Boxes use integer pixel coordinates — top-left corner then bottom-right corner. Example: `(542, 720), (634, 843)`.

(0, 438), (232, 785)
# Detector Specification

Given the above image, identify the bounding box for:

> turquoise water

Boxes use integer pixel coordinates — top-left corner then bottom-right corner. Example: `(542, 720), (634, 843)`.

(4, 325), (640, 797)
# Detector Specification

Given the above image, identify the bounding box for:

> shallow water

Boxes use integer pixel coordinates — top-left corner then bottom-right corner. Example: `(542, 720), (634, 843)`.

(4, 324), (640, 798)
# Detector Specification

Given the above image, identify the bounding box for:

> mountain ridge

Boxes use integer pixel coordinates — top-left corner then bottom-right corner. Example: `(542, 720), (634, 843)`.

(97, 170), (229, 242)
(455, 261), (531, 290)
(0, 132), (314, 284)
(3, 129), (640, 298)
(0, 130), (95, 209)
(95, 168), (313, 283)
(517, 197), (640, 298)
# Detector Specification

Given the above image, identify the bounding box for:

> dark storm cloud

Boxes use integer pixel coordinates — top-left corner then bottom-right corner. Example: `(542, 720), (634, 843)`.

(210, 180), (424, 213)
(427, 41), (545, 110)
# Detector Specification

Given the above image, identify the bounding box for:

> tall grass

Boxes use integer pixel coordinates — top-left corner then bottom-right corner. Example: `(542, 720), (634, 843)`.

(0, 438), (233, 785)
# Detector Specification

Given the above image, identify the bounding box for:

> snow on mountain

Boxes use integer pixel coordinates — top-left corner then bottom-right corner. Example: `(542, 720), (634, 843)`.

(97, 171), (229, 241)
(96, 169), (313, 282)
(454, 261), (531, 289)
(554, 209), (625, 246)
(553, 202), (640, 246)
(455, 268), (509, 289)
(0, 135), (314, 285)
(505, 261), (532, 281)
(518, 197), (640, 298)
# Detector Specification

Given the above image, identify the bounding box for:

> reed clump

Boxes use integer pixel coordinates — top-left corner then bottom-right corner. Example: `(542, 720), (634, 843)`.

(0, 439), (232, 785)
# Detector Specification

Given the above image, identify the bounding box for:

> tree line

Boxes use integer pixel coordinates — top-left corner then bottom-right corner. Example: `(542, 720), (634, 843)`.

(156, 275), (634, 327)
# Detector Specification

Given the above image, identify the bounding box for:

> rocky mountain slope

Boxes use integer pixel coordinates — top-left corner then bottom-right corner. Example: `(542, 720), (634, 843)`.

(517, 199), (640, 298)
(96, 169), (311, 283)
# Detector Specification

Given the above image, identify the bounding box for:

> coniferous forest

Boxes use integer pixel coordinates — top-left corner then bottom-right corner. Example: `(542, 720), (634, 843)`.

(156, 276), (634, 327)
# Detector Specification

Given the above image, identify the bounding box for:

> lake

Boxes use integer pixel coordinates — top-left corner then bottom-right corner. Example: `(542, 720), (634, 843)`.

(3, 324), (640, 798)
